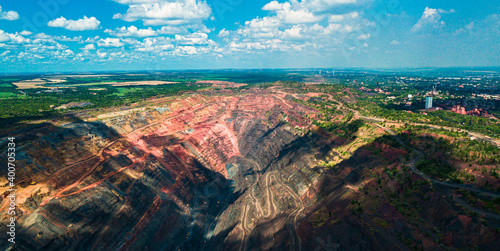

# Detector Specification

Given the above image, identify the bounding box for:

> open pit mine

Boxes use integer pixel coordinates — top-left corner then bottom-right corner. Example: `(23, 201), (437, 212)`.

(1, 90), (499, 250)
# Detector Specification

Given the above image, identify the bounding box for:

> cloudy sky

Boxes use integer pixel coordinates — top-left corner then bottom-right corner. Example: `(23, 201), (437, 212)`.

(0, 0), (498, 73)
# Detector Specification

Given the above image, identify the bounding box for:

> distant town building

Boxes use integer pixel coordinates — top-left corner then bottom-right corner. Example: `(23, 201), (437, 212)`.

(432, 85), (439, 96)
(426, 85), (439, 96)
(451, 105), (490, 117)
(425, 96), (433, 109)
(374, 82), (384, 93)
(451, 105), (467, 115)
(408, 94), (413, 99)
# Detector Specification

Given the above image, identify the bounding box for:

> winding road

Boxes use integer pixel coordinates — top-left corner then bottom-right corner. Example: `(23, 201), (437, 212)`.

(343, 105), (500, 199)
(238, 157), (305, 251)
(371, 123), (500, 220)
(373, 123), (500, 198)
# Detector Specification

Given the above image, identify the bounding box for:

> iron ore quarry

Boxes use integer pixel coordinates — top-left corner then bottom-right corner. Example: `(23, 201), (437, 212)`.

(1, 85), (500, 250)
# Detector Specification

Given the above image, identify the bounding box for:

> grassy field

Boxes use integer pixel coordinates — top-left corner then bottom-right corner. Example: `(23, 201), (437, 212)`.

(0, 78), (21, 82)
(0, 83), (15, 88)
(112, 87), (144, 96)
(0, 92), (17, 98)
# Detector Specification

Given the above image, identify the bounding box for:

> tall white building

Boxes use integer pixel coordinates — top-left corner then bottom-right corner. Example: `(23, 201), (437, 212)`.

(425, 96), (433, 109)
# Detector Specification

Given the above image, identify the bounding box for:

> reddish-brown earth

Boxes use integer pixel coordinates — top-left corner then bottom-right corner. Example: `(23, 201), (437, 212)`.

(1, 90), (499, 250)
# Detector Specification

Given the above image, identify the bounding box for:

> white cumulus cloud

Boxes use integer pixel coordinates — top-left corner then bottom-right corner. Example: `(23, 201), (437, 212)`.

(357, 33), (370, 40)
(218, 28), (230, 37)
(82, 44), (96, 50)
(97, 38), (124, 47)
(226, 0), (372, 54)
(175, 46), (198, 55)
(411, 7), (455, 32)
(0, 50), (10, 57)
(112, 0), (212, 26)
(0, 30), (10, 42)
(0, 5), (19, 20)
(390, 40), (400, 45)
(20, 31), (33, 36)
(282, 26), (303, 39)
(97, 51), (108, 58)
(105, 26), (157, 37)
(175, 32), (215, 45)
(48, 16), (101, 31)
(262, 1), (286, 11)
(263, 2), (322, 24)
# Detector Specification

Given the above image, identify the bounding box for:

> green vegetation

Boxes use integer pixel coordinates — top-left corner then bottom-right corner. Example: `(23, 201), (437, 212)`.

(372, 217), (389, 228)
(309, 206), (332, 227)
(314, 116), (364, 140)
(0, 92), (17, 98)
(352, 100), (500, 138)
(0, 71), (323, 126)
(112, 87), (145, 96)
(347, 91), (500, 139)
(1, 69), (499, 144)
(0, 81), (18, 99)
(458, 190), (500, 215)
(403, 124), (500, 165)
(400, 124), (500, 186)
(0, 83), (209, 126)
(396, 124), (469, 138)
(416, 158), (456, 180)
(0, 83), (16, 88)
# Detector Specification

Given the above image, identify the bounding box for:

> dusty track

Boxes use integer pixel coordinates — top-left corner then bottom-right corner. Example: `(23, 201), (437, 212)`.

(274, 174), (304, 251)
(351, 108), (500, 148)
(373, 124), (500, 198)
(238, 166), (305, 251)
(341, 105), (500, 198)
(372, 124), (500, 220)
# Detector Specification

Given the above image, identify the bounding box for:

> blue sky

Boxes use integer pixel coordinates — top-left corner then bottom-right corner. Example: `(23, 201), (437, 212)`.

(0, 0), (498, 73)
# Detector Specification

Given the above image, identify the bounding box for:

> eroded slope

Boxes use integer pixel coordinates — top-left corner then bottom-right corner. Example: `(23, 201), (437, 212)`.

(1, 90), (499, 251)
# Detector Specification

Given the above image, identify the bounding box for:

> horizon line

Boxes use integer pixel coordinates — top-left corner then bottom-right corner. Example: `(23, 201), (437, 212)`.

(1, 66), (500, 76)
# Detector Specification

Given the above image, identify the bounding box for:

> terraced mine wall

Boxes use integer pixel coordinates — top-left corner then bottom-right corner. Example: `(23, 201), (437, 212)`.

(0, 92), (315, 250)
(1, 92), (499, 250)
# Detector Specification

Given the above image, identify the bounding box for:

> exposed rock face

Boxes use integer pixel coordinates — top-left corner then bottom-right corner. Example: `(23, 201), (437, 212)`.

(0, 92), (312, 250)
(1, 92), (498, 250)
